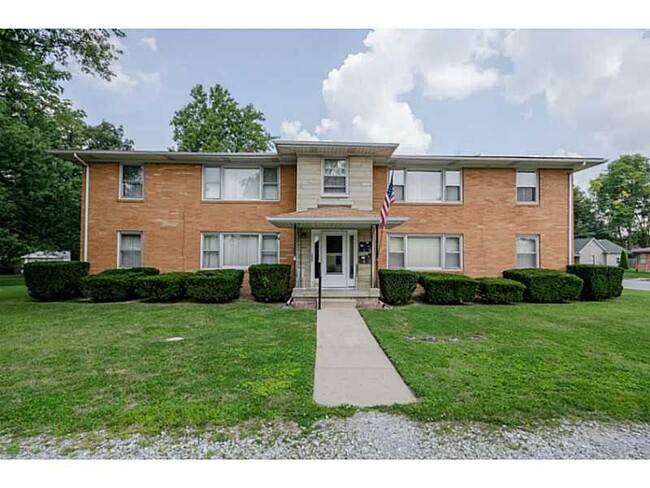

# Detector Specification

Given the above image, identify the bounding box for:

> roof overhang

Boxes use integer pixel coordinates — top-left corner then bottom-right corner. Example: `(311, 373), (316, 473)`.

(267, 215), (408, 229)
(51, 150), (295, 164)
(274, 140), (398, 159)
(386, 155), (606, 172)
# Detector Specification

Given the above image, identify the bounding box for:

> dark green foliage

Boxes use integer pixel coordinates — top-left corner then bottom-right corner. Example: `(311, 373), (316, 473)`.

(83, 267), (160, 302)
(134, 272), (193, 302)
(80, 275), (132, 302)
(476, 278), (525, 304)
(420, 273), (478, 305)
(503, 269), (583, 303)
(22, 261), (89, 301)
(186, 270), (244, 303)
(619, 251), (629, 270)
(248, 264), (292, 303)
(378, 269), (418, 305)
(566, 264), (624, 301)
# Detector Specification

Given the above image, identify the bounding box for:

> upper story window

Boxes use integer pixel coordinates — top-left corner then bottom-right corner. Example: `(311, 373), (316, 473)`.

(516, 170), (538, 203)
(120, 164), (144, 199)
(202, 166), (279, 201)
(389, 169), (462, 203)
(322, 159), (348, 195)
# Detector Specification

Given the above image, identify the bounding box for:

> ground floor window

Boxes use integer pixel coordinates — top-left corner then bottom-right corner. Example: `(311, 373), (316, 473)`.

(516, 235), (539, 268)
(201, 233), (279, 269)
(387, 234), (462, 270)
(118, 232), (143, 268)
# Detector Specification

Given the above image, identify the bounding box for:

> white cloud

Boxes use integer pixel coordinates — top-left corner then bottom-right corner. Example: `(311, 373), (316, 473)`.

(139, 36), (158, 53)
(502, 30), (650, 154)
(280, 120), (318, 141)
(523, 107), (533, 121)
(293, 30), (502, 154)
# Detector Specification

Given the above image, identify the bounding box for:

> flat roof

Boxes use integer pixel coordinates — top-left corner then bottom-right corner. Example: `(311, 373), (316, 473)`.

(51, 140), (607, 172)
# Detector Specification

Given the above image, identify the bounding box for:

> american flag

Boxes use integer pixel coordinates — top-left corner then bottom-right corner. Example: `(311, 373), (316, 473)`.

(380, 173), (396, 228)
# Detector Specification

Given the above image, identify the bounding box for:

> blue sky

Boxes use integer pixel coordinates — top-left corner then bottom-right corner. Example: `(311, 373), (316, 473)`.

(63, 29), (650, 188)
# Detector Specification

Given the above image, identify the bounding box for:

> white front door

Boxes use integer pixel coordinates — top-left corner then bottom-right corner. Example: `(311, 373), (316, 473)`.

(322, 232), (348, 288)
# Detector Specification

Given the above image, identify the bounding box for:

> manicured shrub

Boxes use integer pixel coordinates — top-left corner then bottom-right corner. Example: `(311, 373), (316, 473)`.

(503, 269), (583, 303)
(420, 273), (478, 305)
(248, 264), (292, 303)
(80, 275), (133, 302)
(134, 272), (193, 302)
(98, 267), (160, 277)
(23, 261), (90, 301)
(476, 278), (525, 304)
(566, 264), (624, 301)
(378, 269), (418, 305)
(619, 251), (629, 270)
(186, 270), (244, 303)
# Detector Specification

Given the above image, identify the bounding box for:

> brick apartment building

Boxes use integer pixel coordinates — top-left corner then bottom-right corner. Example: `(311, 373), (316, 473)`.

(54, 141), (604, 303)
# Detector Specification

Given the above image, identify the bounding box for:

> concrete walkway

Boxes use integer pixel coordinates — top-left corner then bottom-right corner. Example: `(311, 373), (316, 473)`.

(313, 303), (416, 407)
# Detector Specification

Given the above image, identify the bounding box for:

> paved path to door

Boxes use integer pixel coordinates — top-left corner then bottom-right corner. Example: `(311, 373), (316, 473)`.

(313, 303), (416, 407)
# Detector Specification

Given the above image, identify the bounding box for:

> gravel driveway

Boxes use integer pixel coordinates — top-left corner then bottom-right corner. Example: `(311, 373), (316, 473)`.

(3, 412), (649, 459)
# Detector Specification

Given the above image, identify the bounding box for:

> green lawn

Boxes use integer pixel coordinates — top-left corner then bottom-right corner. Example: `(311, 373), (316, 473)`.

(624, 270), (650, 280)
(361, 291), (650, 425)
(0, 281), (349, 438)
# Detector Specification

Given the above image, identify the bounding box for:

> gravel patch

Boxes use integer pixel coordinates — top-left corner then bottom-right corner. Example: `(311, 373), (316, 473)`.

(2, 412), (649, 459)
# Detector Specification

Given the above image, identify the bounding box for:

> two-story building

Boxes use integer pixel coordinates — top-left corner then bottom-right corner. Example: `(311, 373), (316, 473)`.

(53, 141), (604, 305)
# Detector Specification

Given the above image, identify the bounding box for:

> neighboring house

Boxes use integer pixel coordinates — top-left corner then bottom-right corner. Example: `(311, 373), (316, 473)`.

(21, 251), (71, 267)
(53, 141), (604, 304)
(630, 248), (650, 272)
(574, 238), (626, 266)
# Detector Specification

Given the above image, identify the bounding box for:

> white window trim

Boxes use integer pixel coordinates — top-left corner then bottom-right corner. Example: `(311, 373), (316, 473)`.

(516, 169), (540, 205)
(321, 158), (349, 197)
(387, 233), (464, 271)
(117, 231), (143, 268)
(516, 234), (540, 269)
(119, 163), (144, 200)
(201, 165), (281, 202)
(200, 232), (280, 270)
(389, 167), (463, 204)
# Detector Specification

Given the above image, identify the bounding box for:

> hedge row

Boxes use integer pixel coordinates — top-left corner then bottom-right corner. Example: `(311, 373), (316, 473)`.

(23, 261), (90, 301)
(378, 268), (596, 305)
(248, 264), (292, 302)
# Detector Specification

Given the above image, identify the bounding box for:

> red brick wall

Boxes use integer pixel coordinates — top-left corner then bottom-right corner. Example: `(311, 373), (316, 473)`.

(84, 163), (296, 273)
(373, 166), (572, 277)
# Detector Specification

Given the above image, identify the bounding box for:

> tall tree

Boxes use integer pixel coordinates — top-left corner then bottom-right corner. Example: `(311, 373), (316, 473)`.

(83, 120), (134, 150)
(590, 154), (650, 249)
(0, 29), (127, 265)
(171, 83), (273, 152)
(573, 186), (609, 239)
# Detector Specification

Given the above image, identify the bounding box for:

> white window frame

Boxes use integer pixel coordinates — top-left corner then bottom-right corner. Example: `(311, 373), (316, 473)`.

(387, 234), (463, 271)
(119, 163), (144, 200)
(389, 168), (463, 203)
(201, 165), (280, 202)
(516, 234), (540, 269)
(321, 158), (349, 197)
(117, 231), (143, 268)
(200, 232), (280, 270)
(516, 170), (539, 204)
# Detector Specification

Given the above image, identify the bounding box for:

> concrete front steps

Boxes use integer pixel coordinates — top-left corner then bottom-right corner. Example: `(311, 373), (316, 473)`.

(290, 287), (383, 309)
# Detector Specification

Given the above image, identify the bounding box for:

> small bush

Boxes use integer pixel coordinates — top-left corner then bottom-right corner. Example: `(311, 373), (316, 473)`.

(420, 273), (478, 305)
(503, 269), (583, 303)
(378, 269), (418, 305)
(248, 264), (292, 302)
(476, 278), (525, 304)
(186, 270), (244, 303)
(619, 251), (629, 270)
(81, 275), (133, 302)
(566, 264), (624, 301)
(134, 272), (193, 302)
(23, 261), (90, 301)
